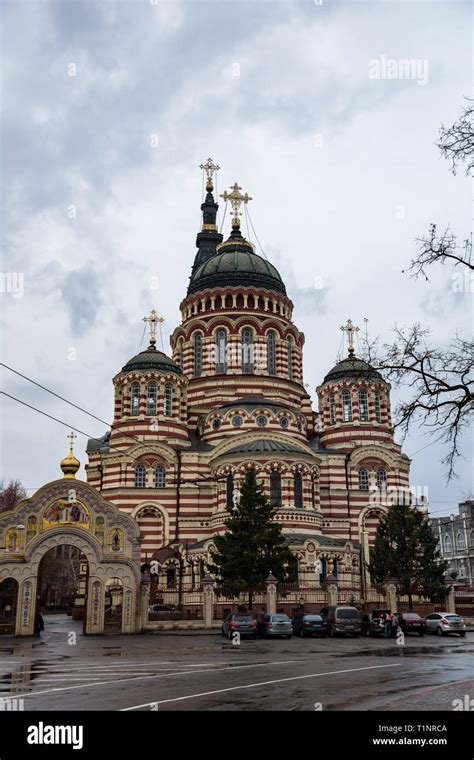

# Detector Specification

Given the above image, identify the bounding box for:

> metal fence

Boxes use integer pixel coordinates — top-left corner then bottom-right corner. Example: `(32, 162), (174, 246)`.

(148, 586), (203, 621)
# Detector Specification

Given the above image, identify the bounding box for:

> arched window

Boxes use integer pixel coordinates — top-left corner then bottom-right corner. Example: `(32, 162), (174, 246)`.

(319, 558), (327, 583)
(267, 331), (276, 376)
(135, 464), (146, 488)
(294, 472), (303, 508)
(226, 473), (234, 509)
(311, 476), (316, 508)
(444, 534), (452, 554)
(287, 337), (293, 379)
(146, 382), (157, 416)
(329, 394), (336, 424)
(120, 387), (125, 417)
(155, 465), (166, 488)
(163, 384), (173, 416)
(375, 392), (382, 423)
(332, 558), (338, 578)
(376, 468), (387, 490)
(358, 388), (368, 421)
(177, 339), (184, 370)
(270, 471), (282, 507)
(457, 532), (466, 551)
(342, 389), (352, 422)
(131, 382), (140, 416)
(216, 329), (227, 374)
(358, 468), (369, 490)
(241, 329), (253, 372)
(194, 333), (202, 377)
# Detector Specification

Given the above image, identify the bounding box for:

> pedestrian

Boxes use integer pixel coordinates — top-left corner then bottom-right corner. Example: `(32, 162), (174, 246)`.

(256, 608), (266, 638)
(384, 612), (392, 639)
(33, 612), (44, 637)
(391, 613), (399, 638)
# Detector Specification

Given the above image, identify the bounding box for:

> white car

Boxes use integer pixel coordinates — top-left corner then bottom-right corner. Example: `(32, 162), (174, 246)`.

(425, 612), (467, 637)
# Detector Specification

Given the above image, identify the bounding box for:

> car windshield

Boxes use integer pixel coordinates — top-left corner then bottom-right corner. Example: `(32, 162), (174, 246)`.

(273, 615), (290, 621)
(403, 614), (420, 619)
(304, 616), (322, 621)
(234, 615), (252, 621)
(336, 608), (359, 619)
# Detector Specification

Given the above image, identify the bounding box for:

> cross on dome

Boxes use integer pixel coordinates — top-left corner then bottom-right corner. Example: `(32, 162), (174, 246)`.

(340, 318), (360, 356)
(143, 309), (164, 349)
(220, 182), (252, 229)
(199, 157), (220, 192)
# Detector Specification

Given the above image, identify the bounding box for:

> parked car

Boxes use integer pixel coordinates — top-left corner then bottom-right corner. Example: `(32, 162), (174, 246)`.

(361, 609), (391, 636)
(398, 612), (425, 636)
(148, 603), (181, 620)
(262, 613), (293, 639)
(221, 613), (257, 639)
(319, 606), (361, 637)
(425, 612), (467, 637)
(292, 614), (328, 638)
(367, 617), (390, 638)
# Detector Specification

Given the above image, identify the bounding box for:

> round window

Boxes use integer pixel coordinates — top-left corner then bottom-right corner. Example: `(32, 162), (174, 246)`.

(280, 417), (289, 429)
(256, 415), (267, 427)
(212, 419), (221, 430)
(232, 415), (243, 427)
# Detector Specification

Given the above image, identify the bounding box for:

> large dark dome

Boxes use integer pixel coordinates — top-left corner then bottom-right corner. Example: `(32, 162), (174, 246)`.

(121, 348), (182, 375)
(323, 356), (384, 384)
(187, 227), (286, 296)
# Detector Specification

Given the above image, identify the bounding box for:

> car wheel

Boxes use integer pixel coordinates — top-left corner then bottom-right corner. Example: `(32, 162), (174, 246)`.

(436, 627), (445, 637)
(300, 629), (305, 638)
(365, 629), (371, 637)
(252, 633), (257, 640)
(459, 632), (466, 637)
(353, 634), (359, 638)
(418, 631), (424, 637)
(329, 625), (336, 637)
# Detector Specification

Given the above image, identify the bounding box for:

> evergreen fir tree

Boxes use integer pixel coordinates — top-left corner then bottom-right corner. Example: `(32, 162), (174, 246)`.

(208, 469), (293, 608)
(368, 501), (449, 608)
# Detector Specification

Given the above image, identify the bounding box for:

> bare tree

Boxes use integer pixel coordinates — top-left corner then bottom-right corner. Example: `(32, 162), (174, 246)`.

(405, 224), (473, 282)
(0, 479), (27, 513)
(363, 326), (473, 480)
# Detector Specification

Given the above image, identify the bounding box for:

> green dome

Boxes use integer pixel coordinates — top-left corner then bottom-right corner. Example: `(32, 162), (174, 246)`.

(121, 348), (182, 375)
(187, 228), (286, 295)
(323, 356), (384, 384)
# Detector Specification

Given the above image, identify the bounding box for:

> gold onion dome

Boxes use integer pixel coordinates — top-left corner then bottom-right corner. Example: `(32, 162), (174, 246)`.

(60, 432), (80, 478)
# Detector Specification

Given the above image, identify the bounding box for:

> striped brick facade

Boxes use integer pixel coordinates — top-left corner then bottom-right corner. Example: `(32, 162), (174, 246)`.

(85, 184), (418, 599)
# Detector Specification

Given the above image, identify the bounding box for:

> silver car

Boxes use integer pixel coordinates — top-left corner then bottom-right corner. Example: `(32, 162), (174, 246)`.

(263, 613), (293, 638)
(425, 612), (467, 637)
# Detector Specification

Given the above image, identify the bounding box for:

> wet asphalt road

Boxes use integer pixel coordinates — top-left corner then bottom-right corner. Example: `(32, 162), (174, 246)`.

(0, 615), (473, 711)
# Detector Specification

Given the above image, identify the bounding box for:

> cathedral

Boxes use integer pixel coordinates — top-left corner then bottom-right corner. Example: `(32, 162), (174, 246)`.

(84, 159), (412, 599)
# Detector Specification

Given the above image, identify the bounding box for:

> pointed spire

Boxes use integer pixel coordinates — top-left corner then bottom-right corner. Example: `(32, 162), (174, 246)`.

(191, 158), (223, 275)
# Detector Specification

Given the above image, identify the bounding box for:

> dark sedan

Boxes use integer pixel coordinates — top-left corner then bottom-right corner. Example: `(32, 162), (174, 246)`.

(398, 612), (425, 636)
(292, 614), (328, 638)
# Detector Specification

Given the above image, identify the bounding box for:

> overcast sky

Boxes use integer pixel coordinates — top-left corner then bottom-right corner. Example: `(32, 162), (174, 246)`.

(1, 0), (471, 518)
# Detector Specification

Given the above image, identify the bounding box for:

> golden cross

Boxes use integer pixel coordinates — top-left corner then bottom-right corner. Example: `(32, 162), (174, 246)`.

(143, 309), (164, 349)
(67, 431), (77, 450)
(199, 157), (220, 192)
(220, 182), (252, 229)
(340, 318), (359, 356)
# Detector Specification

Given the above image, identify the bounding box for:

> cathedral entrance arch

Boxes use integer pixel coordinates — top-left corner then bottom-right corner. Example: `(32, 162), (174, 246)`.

(0, 456), (143, 636)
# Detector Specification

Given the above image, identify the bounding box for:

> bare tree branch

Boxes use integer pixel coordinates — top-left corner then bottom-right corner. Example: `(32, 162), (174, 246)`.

(437, 99), (474, 176)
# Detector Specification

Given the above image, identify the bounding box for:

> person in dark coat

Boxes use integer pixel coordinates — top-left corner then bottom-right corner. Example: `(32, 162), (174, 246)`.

(33, 612), (44, 637)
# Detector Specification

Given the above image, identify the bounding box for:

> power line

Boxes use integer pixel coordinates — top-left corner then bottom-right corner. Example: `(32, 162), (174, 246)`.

(245, 205), (268, 260)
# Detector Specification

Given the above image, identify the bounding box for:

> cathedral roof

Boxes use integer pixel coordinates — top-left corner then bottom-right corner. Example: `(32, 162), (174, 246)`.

(225, 439), (307, 454)
(121, 347), (182, 375)
(323, 355), (384, 384)
(187, 226), (286, 296)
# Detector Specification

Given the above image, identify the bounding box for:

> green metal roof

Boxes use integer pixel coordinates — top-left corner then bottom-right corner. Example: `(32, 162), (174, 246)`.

(323, 356), (383, 384)
(121, 348), (182, 375)
(224, 439), (307, 455)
